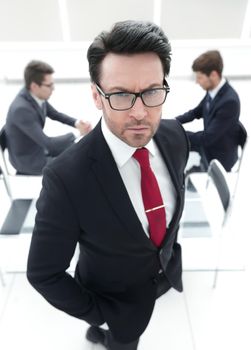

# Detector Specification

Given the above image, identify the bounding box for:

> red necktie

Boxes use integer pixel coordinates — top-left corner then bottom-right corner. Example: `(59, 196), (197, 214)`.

(133, 148), (166, 247)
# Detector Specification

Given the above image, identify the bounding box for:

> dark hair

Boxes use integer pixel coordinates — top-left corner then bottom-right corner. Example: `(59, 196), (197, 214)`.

(87, 20), (172, 84)
(192, 50), (223, 77)
(24, 60), (54, 89)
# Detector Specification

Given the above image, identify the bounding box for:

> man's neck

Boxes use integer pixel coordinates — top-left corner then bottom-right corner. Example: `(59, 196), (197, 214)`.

(29, 91), (45, 107)
(208, 77), (226, 99)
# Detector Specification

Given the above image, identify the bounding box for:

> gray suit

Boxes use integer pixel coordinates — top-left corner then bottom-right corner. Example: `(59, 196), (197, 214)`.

(5, 87), (76, 175)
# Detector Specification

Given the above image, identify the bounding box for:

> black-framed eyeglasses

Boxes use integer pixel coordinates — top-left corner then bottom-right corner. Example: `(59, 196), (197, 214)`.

(95, 82), (170, 111)
(40, 82), (54, 88)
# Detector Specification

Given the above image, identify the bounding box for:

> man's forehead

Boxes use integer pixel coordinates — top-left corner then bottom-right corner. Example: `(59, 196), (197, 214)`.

(99, 53), (164, 86)
(43, 74), (54, 82)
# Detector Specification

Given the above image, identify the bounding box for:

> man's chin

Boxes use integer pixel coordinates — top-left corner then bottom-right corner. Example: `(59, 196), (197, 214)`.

(126, 135), (152, 148)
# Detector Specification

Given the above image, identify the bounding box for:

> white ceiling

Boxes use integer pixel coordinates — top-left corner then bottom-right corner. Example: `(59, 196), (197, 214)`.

(0, 0), (250, 42)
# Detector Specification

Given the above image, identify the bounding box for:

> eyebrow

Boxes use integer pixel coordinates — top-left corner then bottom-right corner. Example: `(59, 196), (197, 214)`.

(106, 83), (164, 93)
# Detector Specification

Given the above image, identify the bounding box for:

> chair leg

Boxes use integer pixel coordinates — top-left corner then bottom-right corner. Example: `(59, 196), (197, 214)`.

(212, 228), (224, 288)
(212, 268), (218, 288)
(0, 267), (6, 287)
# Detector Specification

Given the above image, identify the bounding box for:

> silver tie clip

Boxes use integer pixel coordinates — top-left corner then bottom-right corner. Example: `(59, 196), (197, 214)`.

(145, 204), (166, 213)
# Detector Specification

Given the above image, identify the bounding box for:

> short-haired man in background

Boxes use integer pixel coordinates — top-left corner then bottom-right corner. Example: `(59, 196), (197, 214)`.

(5, 60), (91, 175)
(176, 50), (240, 173)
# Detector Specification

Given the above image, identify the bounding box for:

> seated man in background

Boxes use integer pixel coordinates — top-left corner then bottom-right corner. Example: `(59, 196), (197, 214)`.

(5, 60), (92, 175)
(176, 50), (240, 172)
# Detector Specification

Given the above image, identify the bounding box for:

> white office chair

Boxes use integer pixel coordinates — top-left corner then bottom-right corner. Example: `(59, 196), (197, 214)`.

(231, 121), (248, 204)
(186, 121), (248, 193)
(0, 126), (42, 235)
(206, 159), (235, 287)
(232, 121), (248, 172)
(180, 158), (245, 286)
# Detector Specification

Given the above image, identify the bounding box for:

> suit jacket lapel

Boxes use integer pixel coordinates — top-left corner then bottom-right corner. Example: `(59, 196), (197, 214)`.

(206, 81), (229, 123)
(154, 129), (181, 195)
(22, 88), (46, 125)
(89, 123), (156, 250)
(153, 126), (184, 244)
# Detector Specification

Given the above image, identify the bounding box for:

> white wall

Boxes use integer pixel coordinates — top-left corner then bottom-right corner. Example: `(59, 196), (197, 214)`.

(1, 40), (251, 136)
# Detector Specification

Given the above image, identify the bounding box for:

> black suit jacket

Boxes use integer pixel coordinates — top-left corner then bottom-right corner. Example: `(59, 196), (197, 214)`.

(5, 87), (76, 174)
(27, 119), (189, 343)
(176, 81), (240, 171)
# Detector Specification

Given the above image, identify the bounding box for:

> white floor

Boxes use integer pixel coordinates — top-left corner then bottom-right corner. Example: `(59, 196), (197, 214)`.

(1, 88), (251, 348)
(1, 162), (251, 350)
(0, 269), (250, 350)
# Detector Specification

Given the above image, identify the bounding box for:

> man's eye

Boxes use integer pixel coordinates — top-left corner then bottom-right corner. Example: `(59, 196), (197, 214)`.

(116, 92), (131, 98)
(144, 89), (159, 96)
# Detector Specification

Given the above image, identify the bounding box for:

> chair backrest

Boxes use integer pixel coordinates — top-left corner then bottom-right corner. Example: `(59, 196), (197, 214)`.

(0, 124), (42, 202)
(0, 125), (17, 175)
(231, 120), (248, 173)
(207, 159), (230, 213)
(0, 126), (9, 174)
(0, 126), (13, 199)
(0, 126), (7, 152)
(237, 121), (247, 150)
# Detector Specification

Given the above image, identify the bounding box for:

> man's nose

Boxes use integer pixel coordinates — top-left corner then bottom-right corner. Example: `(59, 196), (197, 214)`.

(129, 96), (147, 120)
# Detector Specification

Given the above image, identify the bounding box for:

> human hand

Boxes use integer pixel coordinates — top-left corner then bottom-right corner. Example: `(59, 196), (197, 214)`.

(75, 120), (92, 136)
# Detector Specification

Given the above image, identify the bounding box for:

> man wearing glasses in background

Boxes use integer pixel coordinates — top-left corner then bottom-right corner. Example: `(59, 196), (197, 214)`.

(5, 60), (92, 175)
(27, 21), (189, 349)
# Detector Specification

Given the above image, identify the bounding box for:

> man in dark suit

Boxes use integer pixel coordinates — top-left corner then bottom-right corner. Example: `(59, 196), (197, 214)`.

(5, 60), (91, 175)
(176, 50), (240, 172)
(27, 21), (189, 349)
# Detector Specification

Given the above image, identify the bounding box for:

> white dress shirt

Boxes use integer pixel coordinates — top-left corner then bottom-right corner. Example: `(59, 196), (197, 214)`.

(101, 118), (177, 237)
(208, 77), (226, 100)
(30, 92), (45, 108)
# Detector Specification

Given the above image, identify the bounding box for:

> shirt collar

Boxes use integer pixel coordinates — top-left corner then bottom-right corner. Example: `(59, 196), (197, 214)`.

(101, 117), (156, 168)
(30, 92), (45, 108)
(208, 77), (226, 100)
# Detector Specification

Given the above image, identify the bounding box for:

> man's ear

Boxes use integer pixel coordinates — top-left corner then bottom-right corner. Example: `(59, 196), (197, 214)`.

(91, 84), (102, 110)
(210, 70), (220, 81)
(30, 81), (38, 93)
